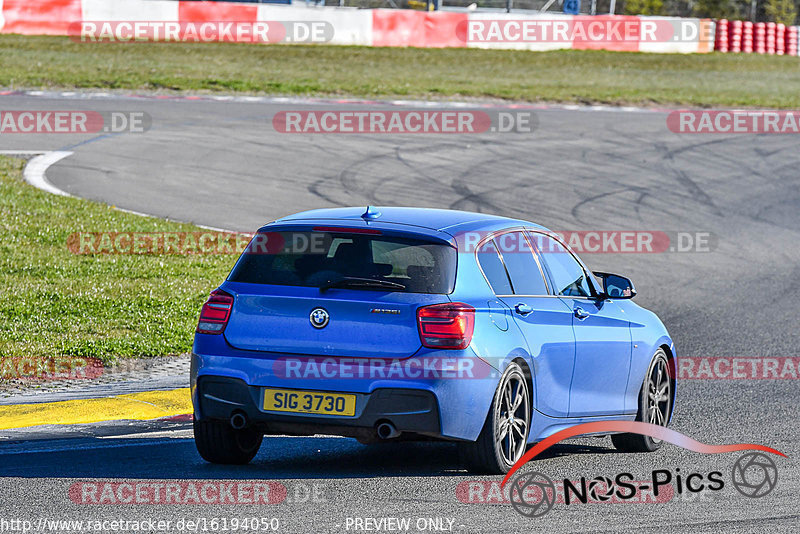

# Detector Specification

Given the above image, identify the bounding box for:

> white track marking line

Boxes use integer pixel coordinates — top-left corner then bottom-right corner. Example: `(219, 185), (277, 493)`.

(0, 150), (238, 233)
(0, 150), (74, 197)
(23, 151), (74, 197)
(4, 89), (671, 114)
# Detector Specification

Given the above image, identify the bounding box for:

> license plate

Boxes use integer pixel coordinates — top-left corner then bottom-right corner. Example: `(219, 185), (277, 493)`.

(262, 388), (356, 417)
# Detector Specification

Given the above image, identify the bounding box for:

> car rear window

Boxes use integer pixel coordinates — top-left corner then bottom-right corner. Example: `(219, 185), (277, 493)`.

(227, 231), (457, 294)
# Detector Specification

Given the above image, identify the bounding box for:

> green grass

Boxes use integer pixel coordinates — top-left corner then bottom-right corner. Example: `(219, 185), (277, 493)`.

(0, 156), (235, 364)
(1, 35), (800, 107)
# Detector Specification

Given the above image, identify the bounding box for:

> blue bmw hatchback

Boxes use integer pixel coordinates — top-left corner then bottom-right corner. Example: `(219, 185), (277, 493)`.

(191, 207), (676, 473)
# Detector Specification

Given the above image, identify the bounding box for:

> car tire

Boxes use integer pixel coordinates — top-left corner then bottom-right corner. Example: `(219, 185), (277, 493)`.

(459, 362), (531, 474)
(611, 348), (672, 453)
(193, 417), (263, 465)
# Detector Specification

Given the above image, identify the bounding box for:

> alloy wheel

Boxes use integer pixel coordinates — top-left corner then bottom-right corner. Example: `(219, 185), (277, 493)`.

(647, 356), (671, 429)
(493, 369), (530, 466)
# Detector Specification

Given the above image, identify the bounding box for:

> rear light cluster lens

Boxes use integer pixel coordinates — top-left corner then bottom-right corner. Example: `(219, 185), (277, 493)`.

(417, 303), (475, 350)
(196, 289), (233, 334)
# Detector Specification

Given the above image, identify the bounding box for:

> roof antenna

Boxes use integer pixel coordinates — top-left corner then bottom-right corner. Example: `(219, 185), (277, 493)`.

(361, 206), (381, 220)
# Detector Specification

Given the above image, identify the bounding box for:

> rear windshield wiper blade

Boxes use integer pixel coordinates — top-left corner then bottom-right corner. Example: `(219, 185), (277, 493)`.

(320, 277), (406, 292)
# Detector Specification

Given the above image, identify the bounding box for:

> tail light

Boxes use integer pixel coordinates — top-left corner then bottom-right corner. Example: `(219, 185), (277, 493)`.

(196, 289), (233, 334)
(417, 303), (475, 350)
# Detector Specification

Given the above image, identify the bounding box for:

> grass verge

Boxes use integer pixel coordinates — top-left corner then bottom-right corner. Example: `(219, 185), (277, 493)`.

(0, 156), (234, 364)
(1, 36), (800, 108)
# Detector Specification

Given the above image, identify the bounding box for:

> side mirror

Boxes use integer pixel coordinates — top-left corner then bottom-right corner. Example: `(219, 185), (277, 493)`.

(593, 272), (636, 299)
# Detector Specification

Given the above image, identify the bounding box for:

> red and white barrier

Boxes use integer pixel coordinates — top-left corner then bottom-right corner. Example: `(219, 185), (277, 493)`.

(716, 18), (729, 52)
(372, 9), (466, 48)
(711, 17), (800, 56)
(766, 21), (775, 54)
(728, 19), (740, 52)
(754, 22), (766, 54)
(742, 21), (753, 53)
(786, 25), (798, 56)
(257, 6), (373, 46)
(0, 0), (81, 35)
(0, 0), (717, 54)
(10, 0), (800, 57)
(639, 16), (714, 53)
(82, 0), (177, 21)
(463, 12), (571, 51)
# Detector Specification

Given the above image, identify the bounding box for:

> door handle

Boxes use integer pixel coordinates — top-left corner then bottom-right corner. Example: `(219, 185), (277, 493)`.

(515, 303), (533, 316)
(574, 306), (590, 320)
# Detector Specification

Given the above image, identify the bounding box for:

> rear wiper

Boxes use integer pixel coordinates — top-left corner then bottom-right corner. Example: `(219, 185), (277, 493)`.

(320, 277), (406, 292)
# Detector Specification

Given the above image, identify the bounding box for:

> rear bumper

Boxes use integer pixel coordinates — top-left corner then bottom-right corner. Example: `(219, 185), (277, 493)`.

(190, 339), (500, 441)
(194, 375), (441, 440)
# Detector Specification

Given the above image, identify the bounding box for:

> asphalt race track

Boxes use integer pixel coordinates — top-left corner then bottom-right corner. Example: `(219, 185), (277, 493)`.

(0, 92), (798, 533)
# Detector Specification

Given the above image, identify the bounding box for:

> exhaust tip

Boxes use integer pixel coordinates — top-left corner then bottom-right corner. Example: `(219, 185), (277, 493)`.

(230, 412), (247, 430)
(376, 422), (400, 440)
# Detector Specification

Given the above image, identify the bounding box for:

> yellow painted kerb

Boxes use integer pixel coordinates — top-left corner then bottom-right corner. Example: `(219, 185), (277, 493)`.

(0, 388), (192, 430)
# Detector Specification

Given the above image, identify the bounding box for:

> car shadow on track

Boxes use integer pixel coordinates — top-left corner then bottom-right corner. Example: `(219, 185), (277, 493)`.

(0, 434), (614, 479)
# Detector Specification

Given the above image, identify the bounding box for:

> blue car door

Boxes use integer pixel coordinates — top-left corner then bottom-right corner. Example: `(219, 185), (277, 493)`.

(530, 231), (633, 417)
(477, 232), (576, 418)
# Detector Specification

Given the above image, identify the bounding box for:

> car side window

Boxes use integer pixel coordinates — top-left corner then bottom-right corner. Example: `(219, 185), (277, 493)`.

(495, 232), (549, 296)
(476, 239), (513, 295)
(531, 233), (593, 297)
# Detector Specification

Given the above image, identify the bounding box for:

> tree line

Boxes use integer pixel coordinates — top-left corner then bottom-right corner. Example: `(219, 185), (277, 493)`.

(621, 0), (797, 25)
